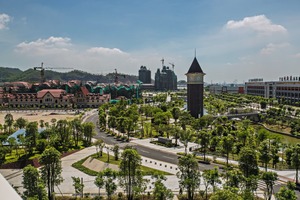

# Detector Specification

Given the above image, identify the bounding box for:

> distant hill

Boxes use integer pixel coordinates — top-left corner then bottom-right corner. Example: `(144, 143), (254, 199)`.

(0, 67), (23, 82)
(0, 67), (138, 83)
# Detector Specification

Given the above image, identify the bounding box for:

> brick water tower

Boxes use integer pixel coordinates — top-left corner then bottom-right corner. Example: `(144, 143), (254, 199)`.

(186, 57), (205, 118)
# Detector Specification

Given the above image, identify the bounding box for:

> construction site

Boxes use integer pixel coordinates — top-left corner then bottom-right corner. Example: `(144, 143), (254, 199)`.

(0, 63), (142, 109)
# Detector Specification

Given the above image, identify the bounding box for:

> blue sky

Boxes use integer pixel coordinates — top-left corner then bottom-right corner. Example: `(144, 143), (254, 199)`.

(0, 0), (300, 83)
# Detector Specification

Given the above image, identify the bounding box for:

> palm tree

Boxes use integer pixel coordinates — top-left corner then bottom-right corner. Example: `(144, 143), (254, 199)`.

(4, 113), (14, 134)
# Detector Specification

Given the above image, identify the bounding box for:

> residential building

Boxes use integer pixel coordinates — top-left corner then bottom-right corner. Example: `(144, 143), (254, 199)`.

(74, 86), (110, 108)
(154, 63), (177, 91)
(138, 66), (151, 84)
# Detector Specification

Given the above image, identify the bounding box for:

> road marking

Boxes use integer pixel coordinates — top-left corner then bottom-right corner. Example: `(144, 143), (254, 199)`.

(163, 156), (175, 160)
(141, 150), (150, 153)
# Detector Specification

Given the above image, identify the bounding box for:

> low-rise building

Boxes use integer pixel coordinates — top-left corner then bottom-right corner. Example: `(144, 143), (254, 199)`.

(245, 76), (300, 105)
(209, 84), (244, 94)
(74, 86), (110, 108)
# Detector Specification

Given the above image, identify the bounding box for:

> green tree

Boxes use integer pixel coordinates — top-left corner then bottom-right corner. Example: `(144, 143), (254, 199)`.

(39, 147), (63, 200)
(113, 144), (119, 161)
(258, 140), (272, 171)
(219, 134), (234, 166)
(94, 139), (105, 157)
(25, 122), (38, 155)
(143, 122), (152, 139)
(70, 118), (82, 147)
(39, 119), (45, 129)
(152, 174), (174, 200)
(4, 113), (14, 134)
(94, 168), (118, 200)
(179, 129), (193, 155)
(108, 116), (117, 133)
(210, 189), (242, 200)
(171, 107), (180, 125)
(203, 167), (221, 194)
(22, 164), (47, 200)
(82, 122), (95, 146)
(56, 119), (70, 149)
(196, 130), (210, 162)
(7, 137), (16, 155)
(286, 144), (300, 184)
(239, 147), (259, 178)
(177, 154), (201, 200)
(224, 169), (243, 189)
(261, 171), (278, 200)
(125, 118), (134, 141)
(15, 117), (27, 129)
(72, 176), (84, 197)
(275, 181), (297, 200)
(119, 146), (145, 200)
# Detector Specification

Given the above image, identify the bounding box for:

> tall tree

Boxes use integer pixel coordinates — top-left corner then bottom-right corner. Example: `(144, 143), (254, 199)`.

(4, 113), (14, 134)
(25, 122), (38, 155)
(179, 129), (193, 154)
(287, 144), (300, 184)
(119, 146), (145, 200)
(219, 134), (235, 166)
(40, 147), (63, 200)
(196, 130), (210, 162)
(171, 107), (180, 125)
(152, 174), (174, 200)
(22, 165), (47, 200)
(239, 147), (259, 178)
(56, 119), (70, 149)
(15, 117), (27, 129)
(261, 171), (278, 200)
(94, 139), (105, 157)
(70, 118), (82, 147)
(202, 167), (221, 194)
(82, 122), (95, 146)
(113, 144), (119, 161)
(94, 168), (118, 200)
(72, 176), (84, 197)
(177, 154), (201, 200)
(258, 140), (272, 171)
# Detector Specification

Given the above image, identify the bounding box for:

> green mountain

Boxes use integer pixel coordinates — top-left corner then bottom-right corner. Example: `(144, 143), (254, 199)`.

(0, 67), (23, 82)
(0, 67), (138, 83)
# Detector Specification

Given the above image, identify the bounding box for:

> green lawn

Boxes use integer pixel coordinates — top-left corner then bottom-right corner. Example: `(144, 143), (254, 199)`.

(73, 152), (173, 176)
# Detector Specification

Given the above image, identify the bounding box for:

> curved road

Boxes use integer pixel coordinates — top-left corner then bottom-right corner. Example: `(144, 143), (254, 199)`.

(87, 113), (180, 165)
(87, 112), (224, 172)
(86, 112), (297, 196)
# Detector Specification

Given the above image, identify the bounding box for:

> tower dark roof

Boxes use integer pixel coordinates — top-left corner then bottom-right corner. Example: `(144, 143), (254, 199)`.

(187, 57), (204, 73)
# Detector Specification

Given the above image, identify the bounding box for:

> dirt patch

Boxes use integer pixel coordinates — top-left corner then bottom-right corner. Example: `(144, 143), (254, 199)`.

(82, 157), (119, 172)
(0, 110), (76, 125)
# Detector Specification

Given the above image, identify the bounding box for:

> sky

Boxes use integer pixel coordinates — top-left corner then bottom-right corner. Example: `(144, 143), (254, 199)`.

(0, 0), (300, 83)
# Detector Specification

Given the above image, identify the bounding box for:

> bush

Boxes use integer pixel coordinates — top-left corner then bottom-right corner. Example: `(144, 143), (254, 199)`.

(36, 139), (48, 153)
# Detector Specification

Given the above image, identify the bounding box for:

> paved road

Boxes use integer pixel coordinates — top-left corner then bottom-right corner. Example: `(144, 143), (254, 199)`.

(87, 113), (219, 171)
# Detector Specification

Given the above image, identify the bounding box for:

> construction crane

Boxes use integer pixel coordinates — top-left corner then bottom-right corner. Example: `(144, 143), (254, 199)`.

(169, 62), (175, 71)
(33, 62), (73, 83)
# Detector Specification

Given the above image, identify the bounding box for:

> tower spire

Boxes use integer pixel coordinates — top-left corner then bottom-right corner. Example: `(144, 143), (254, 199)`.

(194, 48), (197, 58)
(160, 58), (164, 67)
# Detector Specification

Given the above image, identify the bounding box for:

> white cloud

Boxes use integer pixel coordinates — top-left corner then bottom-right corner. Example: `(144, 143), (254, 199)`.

(15, 36), (72, 55)
(294, 53), (300, 58)
(226, 15), (287, 34)
(260, 43), (289, 55)
(0, 13), (11, 30)
(87, 47), (127, 55)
